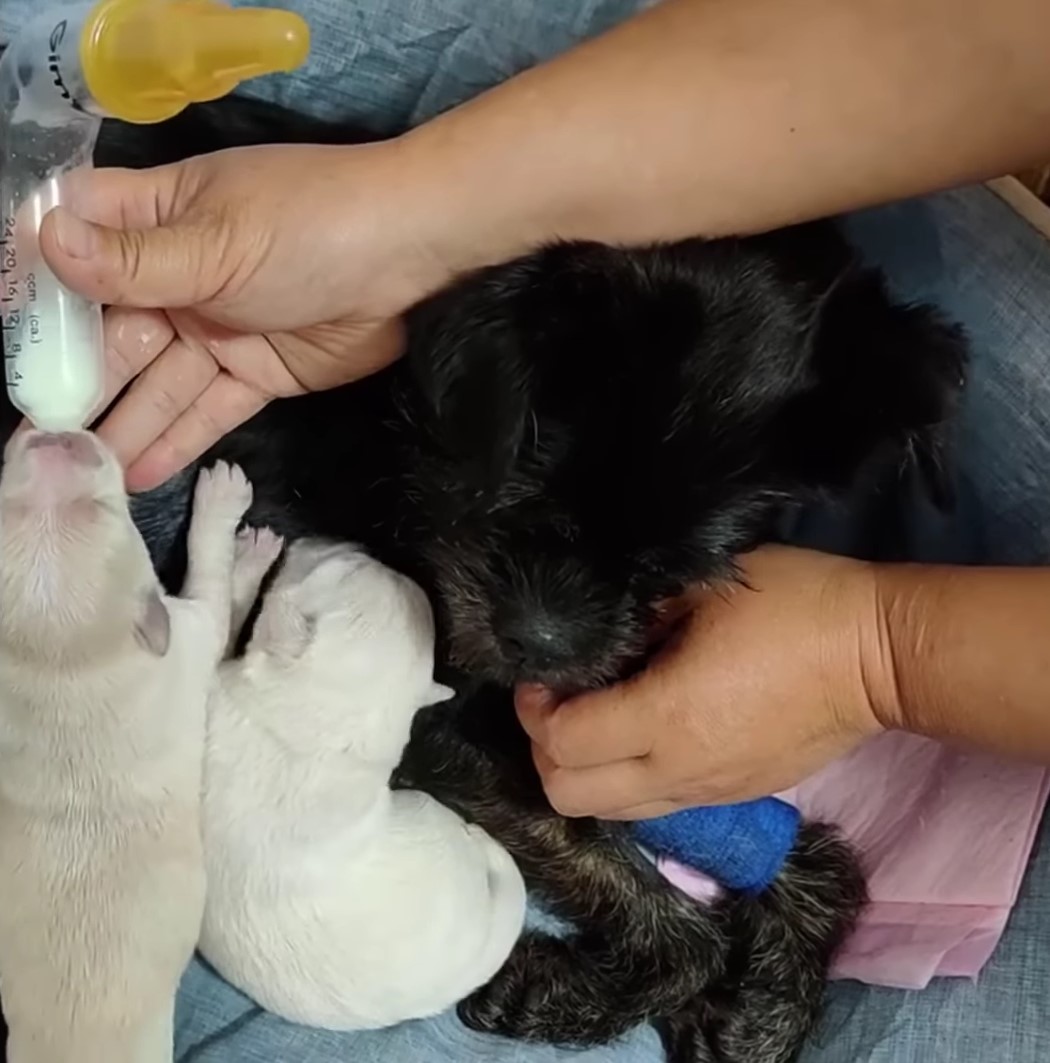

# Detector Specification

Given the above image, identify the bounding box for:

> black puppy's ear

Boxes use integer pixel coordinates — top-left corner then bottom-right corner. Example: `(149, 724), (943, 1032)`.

(779, 266), (968, 510)
(406, 269), (536, 491)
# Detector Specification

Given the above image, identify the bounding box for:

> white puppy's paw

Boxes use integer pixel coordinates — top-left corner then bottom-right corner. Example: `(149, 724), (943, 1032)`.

(194, 461), (253, 526)
(228, 526), (285, 649)
(234, 526), (285, 585)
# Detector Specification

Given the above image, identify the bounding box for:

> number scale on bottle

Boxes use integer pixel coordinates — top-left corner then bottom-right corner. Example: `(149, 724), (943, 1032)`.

(0, 215), (24, 391)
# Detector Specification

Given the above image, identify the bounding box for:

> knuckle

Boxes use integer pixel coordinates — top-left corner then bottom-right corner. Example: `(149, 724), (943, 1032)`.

(187, 399), (224, 439)
(544, 773), (586, 818)
(205, 206), (252, 296)
(542, 724), (574, 767)
(116, 229), (147, 288)
(146, 382), (183, 420)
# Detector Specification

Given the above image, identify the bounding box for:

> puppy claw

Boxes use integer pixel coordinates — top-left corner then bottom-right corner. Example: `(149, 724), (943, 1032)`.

(183, 463), (254, 627)
(459, 934), (609, 1046)
(234, 525), (284, 576)
(654, 1006), (720, 1063)
(194, 461), (253, 525)
(227, 525), (285, 651)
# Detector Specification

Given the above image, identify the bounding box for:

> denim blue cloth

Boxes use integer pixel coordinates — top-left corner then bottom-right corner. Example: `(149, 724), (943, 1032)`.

(0, 0), (650, 133)
(635, 798), (802, 894)
(5, 3), (1050, 1062)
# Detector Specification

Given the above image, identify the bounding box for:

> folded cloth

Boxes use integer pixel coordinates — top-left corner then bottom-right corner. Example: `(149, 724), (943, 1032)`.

(634, 797), (802, 894)
(782, 731), (1050, 989)
(659, 732), (1050, 989)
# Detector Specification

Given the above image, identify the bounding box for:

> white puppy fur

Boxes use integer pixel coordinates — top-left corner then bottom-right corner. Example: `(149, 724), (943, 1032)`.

(0, 432), (253, 1063)
(200, 534), (527, 1030)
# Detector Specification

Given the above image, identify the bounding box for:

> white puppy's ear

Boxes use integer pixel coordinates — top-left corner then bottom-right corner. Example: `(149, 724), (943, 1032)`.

(134, 588), (171, 657)
(426, 682), (456, 705)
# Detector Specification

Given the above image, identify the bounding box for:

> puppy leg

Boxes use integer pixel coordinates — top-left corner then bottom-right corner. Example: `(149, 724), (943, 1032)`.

(458, 815), (730, 1046)
(181, 462), (253, 648)
(227, 526), (284, 654)
(405, 704), (729, 1046)
(408, 723), (728, 1044)
(666, 824), (866, 1063)
(653, 1008), (720, 1063)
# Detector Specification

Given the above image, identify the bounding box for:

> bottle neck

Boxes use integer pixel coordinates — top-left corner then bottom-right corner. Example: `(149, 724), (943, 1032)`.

(2, 4), (103, 125)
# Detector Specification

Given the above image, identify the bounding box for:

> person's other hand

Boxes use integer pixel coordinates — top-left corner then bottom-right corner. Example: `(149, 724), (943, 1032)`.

(516, 545), (895, 818)
(39, 140), (461, 490)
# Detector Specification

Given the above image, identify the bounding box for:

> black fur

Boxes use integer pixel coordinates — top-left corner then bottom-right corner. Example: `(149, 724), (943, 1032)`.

(0, 97), (967, 1061)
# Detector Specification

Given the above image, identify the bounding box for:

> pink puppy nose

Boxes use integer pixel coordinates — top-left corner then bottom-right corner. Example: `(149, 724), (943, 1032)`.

(25, 432), (103, 469)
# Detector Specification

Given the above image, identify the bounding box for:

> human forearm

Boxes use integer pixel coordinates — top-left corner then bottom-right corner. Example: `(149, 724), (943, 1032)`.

(869, 563), (1050, 762)
(403, 0), (1050, 270)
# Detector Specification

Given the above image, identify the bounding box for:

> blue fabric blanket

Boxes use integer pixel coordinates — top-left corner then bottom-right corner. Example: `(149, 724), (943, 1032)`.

(634, 797), (802, 895)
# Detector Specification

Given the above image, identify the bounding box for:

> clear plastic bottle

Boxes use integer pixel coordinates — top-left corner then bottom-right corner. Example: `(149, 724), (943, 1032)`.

(0, 0), (310, 431)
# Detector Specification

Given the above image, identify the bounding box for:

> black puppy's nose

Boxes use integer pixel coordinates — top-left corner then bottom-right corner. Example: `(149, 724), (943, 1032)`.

(496, 610), (571, 673)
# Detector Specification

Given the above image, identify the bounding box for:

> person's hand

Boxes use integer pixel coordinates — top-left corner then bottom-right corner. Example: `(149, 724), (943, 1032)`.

(516, 545), (897, 818)
(39, 140), (462, 490)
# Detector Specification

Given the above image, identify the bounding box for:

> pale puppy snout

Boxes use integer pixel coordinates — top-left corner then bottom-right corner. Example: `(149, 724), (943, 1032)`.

(2, 429), (115, 505)
(23, 431), (104, 468)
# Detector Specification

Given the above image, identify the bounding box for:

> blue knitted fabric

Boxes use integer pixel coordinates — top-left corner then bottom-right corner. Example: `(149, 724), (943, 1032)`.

(634, 797), (802, 895)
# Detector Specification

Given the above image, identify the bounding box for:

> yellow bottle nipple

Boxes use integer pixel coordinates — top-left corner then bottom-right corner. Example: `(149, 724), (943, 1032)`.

(80, 0), (311, 124)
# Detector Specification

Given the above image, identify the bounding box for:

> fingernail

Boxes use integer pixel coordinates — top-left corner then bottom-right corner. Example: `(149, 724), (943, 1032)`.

(52, 210), (98, 260)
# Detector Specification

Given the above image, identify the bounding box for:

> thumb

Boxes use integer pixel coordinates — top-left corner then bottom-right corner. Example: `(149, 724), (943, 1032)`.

(516, 675), (659, 769)
(40, 206), (220, 309)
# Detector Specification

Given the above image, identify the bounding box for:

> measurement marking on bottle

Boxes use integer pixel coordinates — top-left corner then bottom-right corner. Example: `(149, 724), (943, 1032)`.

(1, 213), (22, 360)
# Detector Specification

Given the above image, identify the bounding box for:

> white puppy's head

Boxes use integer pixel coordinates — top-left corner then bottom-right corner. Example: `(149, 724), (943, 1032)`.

(244, 539), (453, 761)
(0, 430), (169, 662)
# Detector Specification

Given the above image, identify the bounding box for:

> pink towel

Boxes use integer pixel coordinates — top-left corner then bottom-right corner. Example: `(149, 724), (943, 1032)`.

(659, 732), (1050, 990)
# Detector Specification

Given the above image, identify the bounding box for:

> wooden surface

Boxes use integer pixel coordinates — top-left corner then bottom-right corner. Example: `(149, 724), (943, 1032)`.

(1016, 165), (1050, 202)
(988, 176), (1050, 239)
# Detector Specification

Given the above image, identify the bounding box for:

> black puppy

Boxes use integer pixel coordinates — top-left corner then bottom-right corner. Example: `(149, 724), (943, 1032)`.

(0, 97), (966, 1062)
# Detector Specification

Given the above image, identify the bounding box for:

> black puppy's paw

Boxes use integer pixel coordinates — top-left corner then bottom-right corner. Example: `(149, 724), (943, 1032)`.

(654, 1005), (720, 1063)
(458, 933), (611, 1046)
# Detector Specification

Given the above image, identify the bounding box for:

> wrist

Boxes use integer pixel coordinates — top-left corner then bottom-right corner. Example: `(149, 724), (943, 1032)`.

(393, 114), (560, 283)
(871, 564), (1050, 763)
(821, 557), (898, 741)
(861, 561), (946, 739)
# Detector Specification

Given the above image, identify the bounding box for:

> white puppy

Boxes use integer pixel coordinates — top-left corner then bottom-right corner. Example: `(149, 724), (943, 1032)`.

(200, 535), (527, 1030)
(0, 432), (253, 1063)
